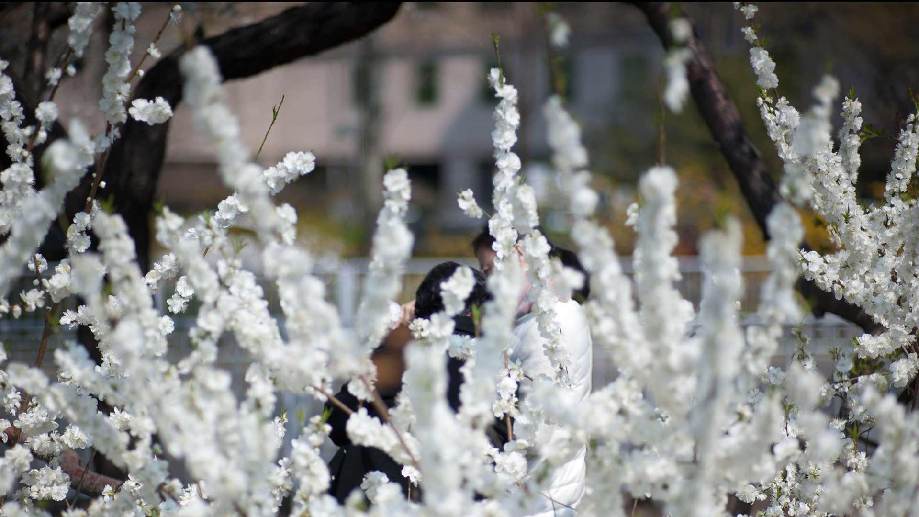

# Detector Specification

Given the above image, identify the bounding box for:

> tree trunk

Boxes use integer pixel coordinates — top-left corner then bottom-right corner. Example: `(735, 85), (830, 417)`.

(56, 2), (402, 270)
(633, 2), (881, 333)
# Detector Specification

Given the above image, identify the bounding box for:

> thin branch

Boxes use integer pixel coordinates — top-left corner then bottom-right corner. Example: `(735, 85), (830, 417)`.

(503, 351), (514, 442)
(127, 9), (173, 89)
(256, 94), (285, 160)
(32, 302), (59, 368)
(82, 2), (401, 270)
(66, 448), (97, 509)
(632, 2), (881, 333)
(359, 375), (420, 468)
(312, 384), (354, 416)
(3, 428), (121, 496)
(60, 449), (122, 496)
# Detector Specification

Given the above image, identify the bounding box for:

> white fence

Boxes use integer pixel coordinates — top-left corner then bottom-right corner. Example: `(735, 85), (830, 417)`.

(2, 256), (862, 386)
(1, 256), (862, 462)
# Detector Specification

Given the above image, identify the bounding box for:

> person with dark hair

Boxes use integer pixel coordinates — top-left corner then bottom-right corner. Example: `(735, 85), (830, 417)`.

(470, 224), (590, 302)
(469, 225), (594, 515)
(325, 261), (500, 503)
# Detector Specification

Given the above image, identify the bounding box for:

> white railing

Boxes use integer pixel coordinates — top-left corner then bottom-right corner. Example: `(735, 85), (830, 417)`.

(1, 256), (862, 378)
(1, 256), (863, 461)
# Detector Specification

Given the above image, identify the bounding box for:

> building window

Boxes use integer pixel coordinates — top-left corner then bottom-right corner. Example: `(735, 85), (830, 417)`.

(415, 60), (439, 107)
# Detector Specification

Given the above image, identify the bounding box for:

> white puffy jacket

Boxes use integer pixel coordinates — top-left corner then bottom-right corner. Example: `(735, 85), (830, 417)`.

(511, 299), (593, 516)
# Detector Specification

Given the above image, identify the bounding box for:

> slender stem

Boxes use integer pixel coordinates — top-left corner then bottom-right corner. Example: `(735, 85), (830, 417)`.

(541, 11), (567, 100)
(83, 132), (112, 213)
(79, 5), (177, 213)
(359, 375), (420, 468)
(657, 77), (666, 165)
(491, 33), (505, 86)
(312, 385), (353, 416)
(127, 9), (173, 89)
(541, 491), (576, 511)
(503, 351), (514, 441)
(255, 94), (285, 160)
(45, 47), (73, 105)
(25, 46), (72, 154)
(66, 448), (97, 509)
(33, 303), (59, 368)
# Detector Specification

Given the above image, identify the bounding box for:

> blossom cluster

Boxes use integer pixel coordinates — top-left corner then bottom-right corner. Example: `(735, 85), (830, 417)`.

(0, 4), (916, 517)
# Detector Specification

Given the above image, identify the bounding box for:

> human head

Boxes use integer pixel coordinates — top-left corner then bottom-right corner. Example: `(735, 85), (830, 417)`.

(470, 225), (497, 277)
(470, 225), (590, 302)
(414, 261), (489, 320)
(548, 245), (591, 302)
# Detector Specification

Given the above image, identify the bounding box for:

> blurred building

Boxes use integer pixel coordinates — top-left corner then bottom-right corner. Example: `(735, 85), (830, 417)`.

(37, 2), (757, 254)
(40, 2), (919, 256)
(156, 2), (673, 249)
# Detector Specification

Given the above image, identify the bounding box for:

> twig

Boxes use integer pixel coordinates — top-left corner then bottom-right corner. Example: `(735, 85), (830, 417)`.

(541, 491), (576, 511)
(83, 130), (112, 213)
(31, 252), (59, 369)
(128, 8), (174, 89)
(255, 94), (285, 160)
(359, 375), (420, 468)
(540, 9), (567, 100)
(312, 384), (353, 416)
(43, 47), (73, 106)
(657, 77), (666, 165)
(491, 33), (505, 86)
(66, 448), (97, 509)
(81, 6), (180, 214)
(503, 351), (514, 441)
(32, 302), (59, 368)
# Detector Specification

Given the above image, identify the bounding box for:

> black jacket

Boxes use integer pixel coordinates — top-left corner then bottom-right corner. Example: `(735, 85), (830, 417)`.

(325, 315), (509, 503)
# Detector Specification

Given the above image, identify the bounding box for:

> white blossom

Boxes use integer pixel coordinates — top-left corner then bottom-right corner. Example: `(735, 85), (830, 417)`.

(262, 151), (316, 194)
(749, 47), (779, 90)
(457, 189), (483, 219)
(22, 466), (69, 501)
(128, 97), (173, 125)
(67, 2), (103, 58)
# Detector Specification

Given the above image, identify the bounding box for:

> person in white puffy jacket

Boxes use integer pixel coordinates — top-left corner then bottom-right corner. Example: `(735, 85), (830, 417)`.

(472, 228), (593, 516)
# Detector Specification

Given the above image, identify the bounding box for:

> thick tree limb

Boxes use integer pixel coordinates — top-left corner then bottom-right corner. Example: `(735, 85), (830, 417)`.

(59, 2), (401, 270)
(633, 2), (880, 333)
(4, 428), (120, 496)
(60, 449), (122, 496)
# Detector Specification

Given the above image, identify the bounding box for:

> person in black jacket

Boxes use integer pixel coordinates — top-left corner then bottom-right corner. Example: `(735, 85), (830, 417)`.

(325, 261), (502, 504)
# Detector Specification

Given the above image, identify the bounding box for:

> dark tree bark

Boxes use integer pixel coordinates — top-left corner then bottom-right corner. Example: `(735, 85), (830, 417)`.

(633, 2), (881, 333)
(22, 3), (52, 95)
(0, 2), (401, 484)
(51, 2), (401, 271)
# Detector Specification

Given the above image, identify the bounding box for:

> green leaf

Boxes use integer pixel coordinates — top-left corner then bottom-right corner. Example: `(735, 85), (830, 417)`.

(383, 155), (403, 171)
(471, 304), (482, 336)
(100, 194), (116, 214)
(859, 123), (884, 144)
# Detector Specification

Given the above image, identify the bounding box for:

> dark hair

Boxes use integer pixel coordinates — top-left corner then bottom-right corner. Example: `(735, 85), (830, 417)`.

(549, 245), (590, 302)
(469, 225), (590, 302)
(414, 261), (489, 319)
(470, 224), (495, 255)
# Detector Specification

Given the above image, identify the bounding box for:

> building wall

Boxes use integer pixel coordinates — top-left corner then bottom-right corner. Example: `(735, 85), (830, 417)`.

(154, 3), (665, 236)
